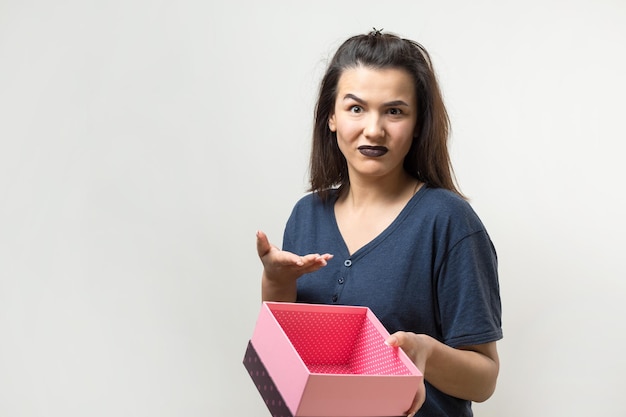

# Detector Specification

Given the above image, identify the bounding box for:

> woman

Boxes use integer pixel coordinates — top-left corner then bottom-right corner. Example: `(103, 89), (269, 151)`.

(256, 29), (502, 417)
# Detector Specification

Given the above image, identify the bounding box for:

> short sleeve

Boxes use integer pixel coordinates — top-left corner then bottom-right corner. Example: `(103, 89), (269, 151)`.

(436, 230), (502, 347)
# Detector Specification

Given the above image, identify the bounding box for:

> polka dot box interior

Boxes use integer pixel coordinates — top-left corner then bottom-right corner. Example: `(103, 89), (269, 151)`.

(243, 302), (422, 417)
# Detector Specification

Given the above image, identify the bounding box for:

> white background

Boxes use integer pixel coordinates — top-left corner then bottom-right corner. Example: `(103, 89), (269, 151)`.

(1, 1), (625, 416)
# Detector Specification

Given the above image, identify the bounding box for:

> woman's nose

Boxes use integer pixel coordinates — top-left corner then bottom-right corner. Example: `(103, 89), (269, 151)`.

(363, 114), (385, 139)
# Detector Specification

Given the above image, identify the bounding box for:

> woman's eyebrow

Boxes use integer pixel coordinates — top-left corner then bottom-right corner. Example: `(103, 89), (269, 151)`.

(343, 94), (409, 107)
(384, 100), (410, 107)
(343, 93), (366, 104)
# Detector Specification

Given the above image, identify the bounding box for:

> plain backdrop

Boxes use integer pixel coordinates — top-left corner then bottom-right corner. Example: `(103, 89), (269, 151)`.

(1, 1), (625, 416)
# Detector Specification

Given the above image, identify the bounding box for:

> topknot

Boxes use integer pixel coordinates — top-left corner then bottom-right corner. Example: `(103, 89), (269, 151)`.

(369, 27), (384, 37)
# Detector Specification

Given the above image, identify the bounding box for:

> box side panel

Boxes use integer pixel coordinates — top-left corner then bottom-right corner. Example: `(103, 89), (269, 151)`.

(362, 309), (422, 376)
(264, 302), (373, 369)
(350, 318), (414, 375)
(251, 303), (309, 414)
(242, 341), (294, 417)
(272, 309), (364, 366)
(297, 374), (422, 417)
(265, 302), (368, 315)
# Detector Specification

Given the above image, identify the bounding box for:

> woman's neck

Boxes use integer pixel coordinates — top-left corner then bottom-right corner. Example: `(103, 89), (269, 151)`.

(339, 171), (420, 209)
(333, 170), (422, 255)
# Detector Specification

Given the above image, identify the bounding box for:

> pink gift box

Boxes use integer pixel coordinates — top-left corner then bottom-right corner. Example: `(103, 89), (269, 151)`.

(243, 302), (423, 417)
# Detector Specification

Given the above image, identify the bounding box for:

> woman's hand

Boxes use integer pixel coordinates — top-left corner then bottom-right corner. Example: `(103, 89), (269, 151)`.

(256, 230), (333, 301)
(386, 331), (500, 416)
(385, 332), (432, 416)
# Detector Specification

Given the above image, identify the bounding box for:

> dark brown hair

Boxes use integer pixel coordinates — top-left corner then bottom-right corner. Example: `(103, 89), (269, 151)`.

(309, 30), (464, 200)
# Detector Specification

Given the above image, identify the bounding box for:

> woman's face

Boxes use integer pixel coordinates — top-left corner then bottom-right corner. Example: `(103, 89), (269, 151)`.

(329, 66), (418, 183)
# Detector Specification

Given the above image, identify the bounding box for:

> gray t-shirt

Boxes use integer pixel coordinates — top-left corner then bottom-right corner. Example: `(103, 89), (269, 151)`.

(282, 185), (503, 417)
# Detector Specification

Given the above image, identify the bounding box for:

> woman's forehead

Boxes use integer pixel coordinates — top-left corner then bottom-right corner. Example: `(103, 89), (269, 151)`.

(336, 66), (416, 102)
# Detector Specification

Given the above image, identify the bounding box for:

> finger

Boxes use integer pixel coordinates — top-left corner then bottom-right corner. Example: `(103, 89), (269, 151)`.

(316, 253), (334, 266)
(405, 382), (426, 417)
(300, 253), (334, 268)
(385, 331), (408, 348)
(269, 249), (303, 267)
(407, 395), (422, 416)
(296, 253), (322, 269)
(256, 230), (272, 258)
(300, 253), (321, 262)
(271, 249), (310, 268)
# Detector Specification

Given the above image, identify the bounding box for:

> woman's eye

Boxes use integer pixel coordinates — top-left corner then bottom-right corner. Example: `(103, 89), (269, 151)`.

(388, 108), (403, 115)
(349, 105), (363, 113)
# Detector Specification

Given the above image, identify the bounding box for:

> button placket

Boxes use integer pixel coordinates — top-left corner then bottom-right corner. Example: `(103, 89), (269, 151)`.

(333, 259), (353, 304)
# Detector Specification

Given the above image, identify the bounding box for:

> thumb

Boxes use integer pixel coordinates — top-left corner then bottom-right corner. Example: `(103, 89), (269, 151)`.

(256, 230), (272, 258)
(385, 331), (409, 348)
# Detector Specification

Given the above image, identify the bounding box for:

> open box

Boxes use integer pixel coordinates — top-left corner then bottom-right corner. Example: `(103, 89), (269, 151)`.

(243, 302), (422, 417)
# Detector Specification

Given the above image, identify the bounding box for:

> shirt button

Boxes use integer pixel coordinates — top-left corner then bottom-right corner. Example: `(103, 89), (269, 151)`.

(344, 260), (352, 267)
(338, 277), (344, 284)
(332, 294), (338, 302)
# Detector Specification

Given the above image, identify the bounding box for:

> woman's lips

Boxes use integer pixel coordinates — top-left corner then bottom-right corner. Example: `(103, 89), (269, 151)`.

(358, 145), (388, 157)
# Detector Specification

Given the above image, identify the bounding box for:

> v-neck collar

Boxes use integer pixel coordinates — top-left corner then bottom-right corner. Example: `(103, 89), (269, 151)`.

(326, 185), (429, 259)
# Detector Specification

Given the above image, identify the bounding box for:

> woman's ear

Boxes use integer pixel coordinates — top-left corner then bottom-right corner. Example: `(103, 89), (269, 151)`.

(328, 114), (337, 132)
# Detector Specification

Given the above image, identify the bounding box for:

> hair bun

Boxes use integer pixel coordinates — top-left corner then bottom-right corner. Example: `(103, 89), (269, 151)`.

(369, 27), (384, 37)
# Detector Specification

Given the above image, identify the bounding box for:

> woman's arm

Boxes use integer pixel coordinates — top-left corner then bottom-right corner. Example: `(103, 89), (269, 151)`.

(256, 230), (333, 302)
(426, 340), (499, 402)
